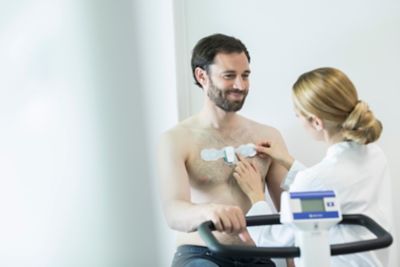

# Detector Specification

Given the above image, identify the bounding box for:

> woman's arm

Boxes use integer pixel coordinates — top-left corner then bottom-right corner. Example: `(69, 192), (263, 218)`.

(255, 140), (295, 170)
(233, 154), (265, 204)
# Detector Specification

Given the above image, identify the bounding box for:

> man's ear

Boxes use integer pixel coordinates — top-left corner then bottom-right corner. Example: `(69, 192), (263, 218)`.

(311, 116), (324, 131)
(194, 67), (208, 87)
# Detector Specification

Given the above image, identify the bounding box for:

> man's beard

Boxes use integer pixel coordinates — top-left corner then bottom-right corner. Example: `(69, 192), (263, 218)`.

(207, 81), (248, 112)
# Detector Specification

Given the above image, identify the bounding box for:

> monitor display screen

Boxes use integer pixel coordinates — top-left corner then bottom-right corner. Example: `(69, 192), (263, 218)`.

(301, 198), (325, 212)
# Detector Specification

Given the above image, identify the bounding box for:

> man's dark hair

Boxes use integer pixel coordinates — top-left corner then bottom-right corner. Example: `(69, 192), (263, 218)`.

(191, 33), (251, 88)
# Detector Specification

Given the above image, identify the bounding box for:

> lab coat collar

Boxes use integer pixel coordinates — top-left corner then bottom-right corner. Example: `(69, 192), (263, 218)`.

(326, 141), (361, 158)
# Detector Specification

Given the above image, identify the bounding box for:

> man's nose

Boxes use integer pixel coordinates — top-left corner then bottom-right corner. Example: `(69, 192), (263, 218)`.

(233, 77), (247, 90)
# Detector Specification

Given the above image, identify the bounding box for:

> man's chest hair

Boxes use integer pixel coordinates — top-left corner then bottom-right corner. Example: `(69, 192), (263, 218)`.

(187, 146), (269, 186)
(190, 126), (257, 148)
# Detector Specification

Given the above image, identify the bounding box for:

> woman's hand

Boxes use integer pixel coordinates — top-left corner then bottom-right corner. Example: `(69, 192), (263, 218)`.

(256, 140), (294, 170)
(233, 155), (265, 204)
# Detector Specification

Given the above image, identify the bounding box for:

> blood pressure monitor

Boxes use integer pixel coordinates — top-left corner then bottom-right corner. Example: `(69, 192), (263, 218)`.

(280, 191), (342, 267)
(281, 190), (341, 223)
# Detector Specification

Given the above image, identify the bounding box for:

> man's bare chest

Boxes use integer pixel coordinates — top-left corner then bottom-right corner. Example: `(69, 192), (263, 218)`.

(185, 129), (271, 187)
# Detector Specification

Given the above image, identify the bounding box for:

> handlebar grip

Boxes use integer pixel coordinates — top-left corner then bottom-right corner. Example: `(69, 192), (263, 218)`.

(331, 214), (393, 256)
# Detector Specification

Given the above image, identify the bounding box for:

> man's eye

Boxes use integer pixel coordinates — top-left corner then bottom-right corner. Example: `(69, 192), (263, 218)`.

(224, 75), (235, 79)
(242, 74), (250, 80)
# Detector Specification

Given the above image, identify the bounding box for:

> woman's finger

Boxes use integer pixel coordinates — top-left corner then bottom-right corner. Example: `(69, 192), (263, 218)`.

(257, 140), (271, 147)
(237, 154), (250, 169)
(250, 162), (258, 172)
(236, 153), (244, 162)
(256, 145), (270, 154)
(239, 155), (253, 170)
(235, 162), (245, 173)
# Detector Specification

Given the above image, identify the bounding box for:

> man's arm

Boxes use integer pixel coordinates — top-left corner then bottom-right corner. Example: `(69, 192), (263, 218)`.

(158, 129), (246, 234)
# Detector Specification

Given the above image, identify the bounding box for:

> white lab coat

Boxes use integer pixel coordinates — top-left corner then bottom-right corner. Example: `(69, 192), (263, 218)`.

(247, 141), (394, 267)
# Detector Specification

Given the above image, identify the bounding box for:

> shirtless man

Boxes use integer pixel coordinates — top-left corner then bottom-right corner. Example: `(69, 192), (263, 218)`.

(158, 33), (288, 267)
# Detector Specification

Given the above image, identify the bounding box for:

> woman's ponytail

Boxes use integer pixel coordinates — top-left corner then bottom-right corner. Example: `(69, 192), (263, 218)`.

(341, 100), (382, 144)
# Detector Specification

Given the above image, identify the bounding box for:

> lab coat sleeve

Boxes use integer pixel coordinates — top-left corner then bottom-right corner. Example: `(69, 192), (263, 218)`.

(281, 160), (306, 190)
(244, 160), (305, 247)
(246, 201), (295, 247)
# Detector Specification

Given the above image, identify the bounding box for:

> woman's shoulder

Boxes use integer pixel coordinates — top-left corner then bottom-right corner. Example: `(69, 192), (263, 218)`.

(338, 142), (388, 166)
(290, 156), (341, 191)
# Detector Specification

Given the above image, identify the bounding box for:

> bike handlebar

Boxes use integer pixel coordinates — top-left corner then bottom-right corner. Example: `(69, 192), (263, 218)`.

(197, 214), (393, 258)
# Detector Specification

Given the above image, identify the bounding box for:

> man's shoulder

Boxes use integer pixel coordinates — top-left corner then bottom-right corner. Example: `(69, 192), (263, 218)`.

(160, 116), (197, 144)
(240, 116), (282, 137)
(158, 116), (200, 159)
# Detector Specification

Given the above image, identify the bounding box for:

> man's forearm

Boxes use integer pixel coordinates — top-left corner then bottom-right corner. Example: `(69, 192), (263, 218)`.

(164, 200), (209, 232)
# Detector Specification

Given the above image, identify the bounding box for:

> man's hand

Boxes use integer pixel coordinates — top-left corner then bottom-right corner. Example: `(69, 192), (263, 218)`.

(205, 203), (247, 235)
(233, 154), (265, 204)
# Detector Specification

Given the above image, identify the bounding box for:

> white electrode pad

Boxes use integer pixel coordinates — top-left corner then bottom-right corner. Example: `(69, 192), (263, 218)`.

(200, 143), (257, 165)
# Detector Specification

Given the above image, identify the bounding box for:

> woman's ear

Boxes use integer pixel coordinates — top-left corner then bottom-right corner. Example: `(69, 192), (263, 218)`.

(311, 116), (324, 131)
(194, 67), (208, 88)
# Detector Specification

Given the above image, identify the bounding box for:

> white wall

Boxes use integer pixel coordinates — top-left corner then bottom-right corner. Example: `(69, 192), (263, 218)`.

(0, 0), (173, 266)
(134, 0), (179, 266)
(173, 0), (400, 266)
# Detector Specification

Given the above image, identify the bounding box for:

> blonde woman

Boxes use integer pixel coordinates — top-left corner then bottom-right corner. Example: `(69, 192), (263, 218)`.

(233, 67), (394, 266)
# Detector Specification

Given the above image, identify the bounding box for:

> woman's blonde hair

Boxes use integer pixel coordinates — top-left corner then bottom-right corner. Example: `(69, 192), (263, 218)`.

(292, 67), (382, 144)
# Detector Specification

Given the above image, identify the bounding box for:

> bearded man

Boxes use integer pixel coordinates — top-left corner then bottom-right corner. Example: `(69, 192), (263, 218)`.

(158, 33), (288, 267)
